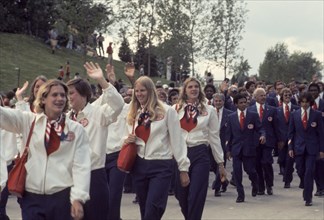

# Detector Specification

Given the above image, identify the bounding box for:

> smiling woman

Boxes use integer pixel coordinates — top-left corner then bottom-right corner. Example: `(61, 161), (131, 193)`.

(0, 79), (91, 220)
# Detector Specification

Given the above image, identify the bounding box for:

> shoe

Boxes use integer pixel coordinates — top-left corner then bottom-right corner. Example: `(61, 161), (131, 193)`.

(230, 178), (236, 187)
(314, 190), (324, 196)
(132, 196), (139, 204)
(211, 180), (216, 190)
(266, 187), (273, 195)
(252, 187), (258, 197)
(123, 188), (132, 194)
(284, 183), (290, 188)
(299, 182), (304, 189)
(214, 190), (221, 197)
(257, 191), (265, 195)
(221, 180), (229, 192)
(305, 200), (312, 206)
(236, 196), (245, 203)
(0, 214), (10, 220)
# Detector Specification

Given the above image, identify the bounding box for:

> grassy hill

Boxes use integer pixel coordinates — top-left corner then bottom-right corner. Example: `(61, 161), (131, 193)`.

(0, 32), (168, 93)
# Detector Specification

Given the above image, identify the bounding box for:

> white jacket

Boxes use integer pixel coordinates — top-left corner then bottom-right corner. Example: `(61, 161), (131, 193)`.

(0, 107), (91, 203)
(175, 104), (224, 164)
(67, 84), (124, 170)
(127, 103), (190, 172)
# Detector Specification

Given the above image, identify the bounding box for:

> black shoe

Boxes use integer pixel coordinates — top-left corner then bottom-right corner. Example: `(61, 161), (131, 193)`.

(211, 180), (216, 190)
(230, 178), (236, 187)
(123, 188), (132, 194)
(266, 187), (273, 195)
(214, 190), (221, 197)
(284, 183), (290, 188)
(236, 196), (245, 203)
(132, 196), (139, 204)
(305, 200), (312, 206)
(314, 190), (324, 196)
(0, 214), (10, 220)
(252, 187), (258, 197)
(299, 182), (304, 189)
(257, 191), (265, 195)
(221, 180), (229, 192)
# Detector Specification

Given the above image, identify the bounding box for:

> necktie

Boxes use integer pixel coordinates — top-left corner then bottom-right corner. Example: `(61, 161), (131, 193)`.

(302, 111), (307, 129)
(259, 105), (263, 121)
(284, 104), (290, 123)
(312, 102), (318, 110)
(45, 122), (53, 147)
(240, 111), (245, 130)
(217, 108), (220, 119)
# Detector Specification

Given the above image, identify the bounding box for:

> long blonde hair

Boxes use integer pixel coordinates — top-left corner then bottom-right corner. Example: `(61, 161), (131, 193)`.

(177, 77), (206, 113)
(127, 76), (165, 125)
(34, 79), (69, 113)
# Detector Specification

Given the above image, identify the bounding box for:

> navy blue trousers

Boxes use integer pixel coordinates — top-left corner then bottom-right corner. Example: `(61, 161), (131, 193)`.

(84, 168), (109, 220)
(314, 159), (324, 192)
(295, 153), (316, 202)
(175, 144), (210, 220)
(21, 188), (71, 220)
(132, 156), (172, 220)
(256, 145), (274, 192)
(0, 163), (13, 216)
(232, 154), (258, 199)
(105, 152), (126, 220)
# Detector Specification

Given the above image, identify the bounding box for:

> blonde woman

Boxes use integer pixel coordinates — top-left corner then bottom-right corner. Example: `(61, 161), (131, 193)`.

(174, 77), (225, 220)
(0, 80), (91, 220)
(124, 76), (190, 220)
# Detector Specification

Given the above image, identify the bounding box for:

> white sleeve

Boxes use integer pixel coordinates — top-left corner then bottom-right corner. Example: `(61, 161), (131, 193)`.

(208, 108), (224, 163)
(167, 107), (190, 172)
(70, 125), (91, 204)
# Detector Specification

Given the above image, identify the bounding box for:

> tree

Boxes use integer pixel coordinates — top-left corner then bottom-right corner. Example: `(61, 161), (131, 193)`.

(57, 0), (113, 51)
(259, 42), (290, 82)
(118, 30), (133, 63)
(287, 51), (322, 82)
(259, 43), (323, 83)
(231, 57), (251, 86)
(203, 0), (247, 78)
(155, 0), (191, 73)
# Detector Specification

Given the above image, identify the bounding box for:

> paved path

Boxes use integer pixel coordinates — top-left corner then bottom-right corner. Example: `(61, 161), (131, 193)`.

(5, 162), (324, 220)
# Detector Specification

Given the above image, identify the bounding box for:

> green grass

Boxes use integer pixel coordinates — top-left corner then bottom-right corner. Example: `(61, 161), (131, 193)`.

(0, 32), (169, 93)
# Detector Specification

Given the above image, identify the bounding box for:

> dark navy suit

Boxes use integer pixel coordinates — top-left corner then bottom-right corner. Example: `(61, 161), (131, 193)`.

(248, 104), (278, 193)
(211, 107), (233, 192)
(226, 110), (265, 199)
(224, 96), (237, 112)
(276, 103), (299, 185)
(288, 108), (324, 203)
(314, 99), (324, 194)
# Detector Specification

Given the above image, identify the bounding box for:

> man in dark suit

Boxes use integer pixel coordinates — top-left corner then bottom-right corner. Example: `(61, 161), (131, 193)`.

(248, 88), (278, 195)
(226, 94), (266, 203)
(210, 93), (232, 196)
(288, 92), (324, 206)
(276, 88), (300, 189)
(308, 83), (324, 197)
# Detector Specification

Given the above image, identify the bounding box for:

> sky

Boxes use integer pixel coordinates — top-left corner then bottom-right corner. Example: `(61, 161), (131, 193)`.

(236, 0), (324, 79)
(103, 0), (324, 81)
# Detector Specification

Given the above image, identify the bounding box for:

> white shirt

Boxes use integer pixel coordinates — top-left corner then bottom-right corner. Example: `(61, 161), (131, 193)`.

(67, 84), (124, 170)
(0, 131), (8, 191)
(176, 104), (224, 164)
(0, 107), (91, 203)
(128, 103), (190, 172)
(106, 104), (130, 154)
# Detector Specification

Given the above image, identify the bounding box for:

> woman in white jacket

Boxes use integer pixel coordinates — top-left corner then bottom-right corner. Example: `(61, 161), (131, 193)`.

(66, 62), (124, 220)
(0, 79), (91, 220)
(174, 77), (226, 220)
(124, 76), (190, 220)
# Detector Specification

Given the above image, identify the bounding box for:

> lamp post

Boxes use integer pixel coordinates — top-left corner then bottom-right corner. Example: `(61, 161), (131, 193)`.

(15, 67), (20, 87)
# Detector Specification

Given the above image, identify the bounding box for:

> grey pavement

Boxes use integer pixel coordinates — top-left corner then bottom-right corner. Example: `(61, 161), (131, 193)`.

(6, 162), (324, 220)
